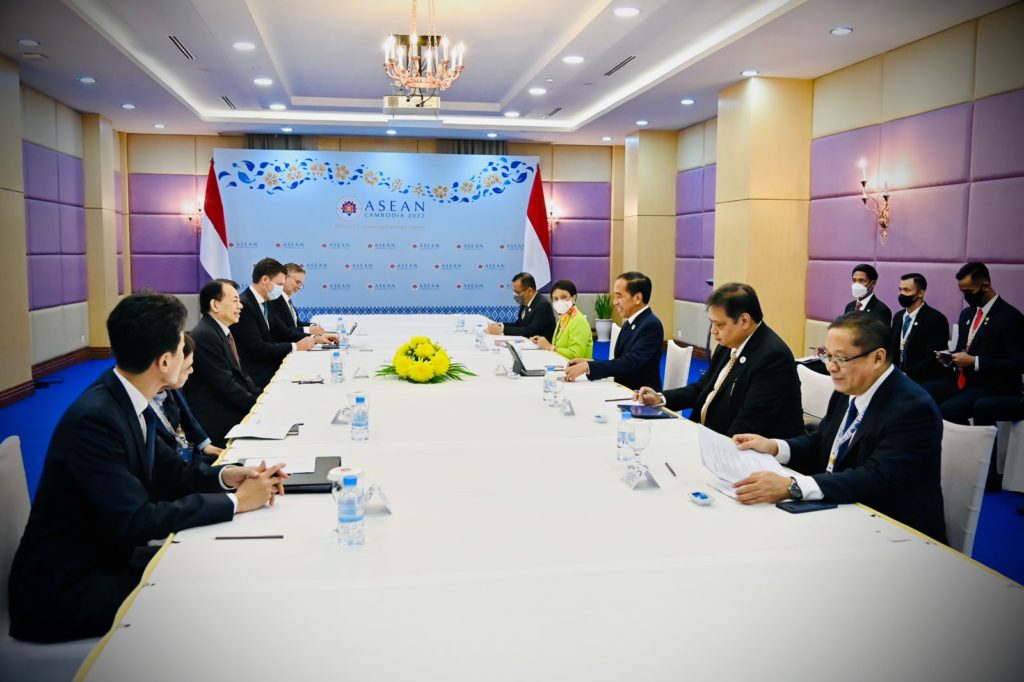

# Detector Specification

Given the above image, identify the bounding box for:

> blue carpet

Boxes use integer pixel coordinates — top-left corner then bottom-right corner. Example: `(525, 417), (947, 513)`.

(2, 353), (1021, 585)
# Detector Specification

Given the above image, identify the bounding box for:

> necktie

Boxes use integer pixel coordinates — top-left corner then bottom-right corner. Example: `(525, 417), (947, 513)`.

(142, 406), (157, 482)
(226, 332), (242, 369)
(288, 299), (298, 326)
(261, 300), (270, 324)
(900, 314), (912, 362)
(834, 400), (859, 468)
(700, 349), (739, 425)
(957, 308), (985, 389)
(855, 300), (863, 311)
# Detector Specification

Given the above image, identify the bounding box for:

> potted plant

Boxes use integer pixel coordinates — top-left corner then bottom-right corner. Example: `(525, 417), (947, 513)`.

(594, 293), (613, 342)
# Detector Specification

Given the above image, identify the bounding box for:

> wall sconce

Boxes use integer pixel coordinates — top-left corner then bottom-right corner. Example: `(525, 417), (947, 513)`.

(858, 159), (890, 242)
(547, 204), (560, 232)
(183, 196), (204, 228)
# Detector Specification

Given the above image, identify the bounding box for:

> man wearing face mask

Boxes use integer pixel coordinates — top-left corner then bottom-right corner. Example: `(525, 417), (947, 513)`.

(485, 272), (556, 342)
(233, 257), (316, 389)
(890, 273), (948, 384)
(844, 263), (892, 325)
(923, 262), (1024, 425)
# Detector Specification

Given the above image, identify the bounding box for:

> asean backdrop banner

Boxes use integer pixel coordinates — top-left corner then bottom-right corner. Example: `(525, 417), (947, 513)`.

(213, 149), (540, 319)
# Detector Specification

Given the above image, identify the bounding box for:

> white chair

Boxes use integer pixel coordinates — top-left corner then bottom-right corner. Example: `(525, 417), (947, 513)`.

(996, 420), (1024, 493)
(608, 322), (622, 360)
(796, 364), (833, 425)
(940, 422), (997, 557)
(0, 436), (100, 682)
(664, 342), (693, 391)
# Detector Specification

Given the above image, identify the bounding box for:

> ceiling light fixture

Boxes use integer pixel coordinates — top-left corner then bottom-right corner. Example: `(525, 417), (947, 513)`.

(386, 129), (398, 135)
(830, 26), (853, 36)
(17, 38), (40, 47)
(636, 119), (648, 126)
(486, 132), (498, 138)
(253, 77), (273, 86)
(233, 41), (256, 51)
(613, 7), (641, 18)
(384, 0), (465, 98)
(544, 78), (554, 82)
(78, 76), (96, 84)
(121, 103), (136, 110)
(269, 103), (286, 110)
(562, 55), (584, 64)
(601, 136), (612, 141)
(741, 69), (759, 77)
(528, 87), (547, 95)
(504, 111), (520, 118)
(281, 127), (293, 132)
(153, 123), (166, 129)
(680, 98), (695, 106)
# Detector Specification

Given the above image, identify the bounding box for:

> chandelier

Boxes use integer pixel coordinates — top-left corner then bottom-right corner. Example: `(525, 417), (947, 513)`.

(383, 0), (465, 98)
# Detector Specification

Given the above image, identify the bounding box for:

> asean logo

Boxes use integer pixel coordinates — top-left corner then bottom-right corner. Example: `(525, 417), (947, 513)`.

(336, 196), (359, 220)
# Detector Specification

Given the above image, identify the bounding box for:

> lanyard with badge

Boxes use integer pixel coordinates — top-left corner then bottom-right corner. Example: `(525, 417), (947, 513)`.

(826, 404), (866, 473)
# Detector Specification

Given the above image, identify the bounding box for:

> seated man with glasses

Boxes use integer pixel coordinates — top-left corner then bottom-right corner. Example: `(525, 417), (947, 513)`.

(269, 262), (337, 344)
(729, 311), (946, 542)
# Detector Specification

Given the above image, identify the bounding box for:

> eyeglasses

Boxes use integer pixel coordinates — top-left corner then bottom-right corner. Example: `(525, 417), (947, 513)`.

(816, 347), (879, 368)
(288, 277), (304, 290)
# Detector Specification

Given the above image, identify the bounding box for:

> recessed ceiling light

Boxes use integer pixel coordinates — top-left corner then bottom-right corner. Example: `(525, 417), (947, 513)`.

(233, 41), (256, 51)
(741, 69), (759, 77)
(17, 38), (39, 47)
(680, 98), (695, 106)
(636, 119), (648, 126)
(121, 103), (136, 110)
(601, 136), (612, 141)
(613, 7), (641, 18)
(268, 103), (286, 110)
(528, 87), (547, 95)
(153, 123), (166, 129)
(486, 132), (498, 138)
(281, 127), (293, 132)
(385, 129), (397, 135)
(253, 77), (273, 86)
(78, 76), (96, 84)
(504, 111), (520, 118)
(829, 26), (853, 36)
(562, 55), (584, 64)
(544, 78), (554, 82)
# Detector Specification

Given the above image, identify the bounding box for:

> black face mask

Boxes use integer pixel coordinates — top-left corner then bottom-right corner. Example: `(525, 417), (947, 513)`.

(897, 293), (918, 309)
(963, 288), (986, 308)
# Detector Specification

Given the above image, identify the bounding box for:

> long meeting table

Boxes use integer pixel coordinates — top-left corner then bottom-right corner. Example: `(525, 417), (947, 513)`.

(79, 315), (1024, 681)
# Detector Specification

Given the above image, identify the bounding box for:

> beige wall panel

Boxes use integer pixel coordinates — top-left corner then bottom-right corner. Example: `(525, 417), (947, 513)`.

(804, 318), (830, 354)
(623, 133), (639, 217)
(611, 145), (625, 219)
(55, 103), (83, 158)
(112, 130), (122, 173)
(20, 85), (57, 151)
(812, 57), (884, 138)
(882, 22), (976, 121)
(703, 118), (718, 166)
(636, 131), (677, 216)
(0, 59), (23, 193)
(622, 214), (675, 339)
(63, 301), (90, 352)
(551, 145), (611, 182)
(195, 135), (243, 171)
(85, 208), (119, 346)
(416, 139), (440, 154)
(715, 81), (752, 204)
(0, 189), (31, 388)
(676, 122), (705, 172)
(173, 294), (201, 331)
(713, 200), (752, 285)
(316, 137), (340, 151)
(975, 2), (1024, 99)
(507, 143), (551, 173)
(749, 78), (813, 201)
(29, 307), (65, 365)
(609, 218), (623, 290)
(128, 134), (197, 174)
(673, 299), (710, 348)
(83, 114), (116, 211)
(337, 137), (417, 153)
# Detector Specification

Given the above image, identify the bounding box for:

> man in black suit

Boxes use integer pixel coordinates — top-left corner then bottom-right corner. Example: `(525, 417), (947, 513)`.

(233, 257), (316, 389)
(891, 272), (949, 384)
(152, 333), (223, 464)
(185, 279), (262, 447)
(269, 263), (336, 343)
(844, 263), (892, 324)
(923, 262), (1024, 424)
(8, 293), (287, 643)
(633, 283), (803, 438)
(486, 271), (556, 341)
(564, 271), (663, 391)
(732, 312), (946, 542)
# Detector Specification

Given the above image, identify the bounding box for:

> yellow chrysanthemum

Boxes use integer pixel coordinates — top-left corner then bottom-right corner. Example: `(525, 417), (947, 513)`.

(394, 344), (411, 363)
(408, 359), (435, 383)
(431, 349), (450, 375)
(394, 355), (413, 378)
(408, 335), (430, 347)
(415, 342), (436, 359)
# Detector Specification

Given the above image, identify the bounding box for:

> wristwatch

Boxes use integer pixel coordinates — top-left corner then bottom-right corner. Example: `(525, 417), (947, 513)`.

(788, 477), (803, 500)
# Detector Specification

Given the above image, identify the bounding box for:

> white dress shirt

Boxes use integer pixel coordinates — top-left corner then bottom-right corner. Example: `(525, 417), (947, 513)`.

(249, 285), (296, 351)
(968, 294), (999, 371)
(281, 292), (310, 333)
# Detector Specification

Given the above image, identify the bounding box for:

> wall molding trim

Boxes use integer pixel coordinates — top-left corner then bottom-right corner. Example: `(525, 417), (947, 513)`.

(0, 380), (35, 408)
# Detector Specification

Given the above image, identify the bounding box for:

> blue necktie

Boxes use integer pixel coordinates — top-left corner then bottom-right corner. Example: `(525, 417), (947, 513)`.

(142, 406), (157, 482)
(902, 313), (912, 337)
(834, 400), (859, 468)
(261, 300), (270, 323)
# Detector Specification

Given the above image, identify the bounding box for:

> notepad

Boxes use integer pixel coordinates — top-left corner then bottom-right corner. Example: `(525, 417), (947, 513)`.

(225, 420), (299, 440)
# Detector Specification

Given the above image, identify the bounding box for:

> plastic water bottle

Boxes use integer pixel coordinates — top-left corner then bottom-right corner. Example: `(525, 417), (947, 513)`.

(336, 475), (365, 546)
(351, 395), (369, 441)
(338, 327), (350, 351)
(330, 350), (344, 384)
(474, 323), (486, 349)
(543, 366), (558, 405)
(616, 412), (636, 461)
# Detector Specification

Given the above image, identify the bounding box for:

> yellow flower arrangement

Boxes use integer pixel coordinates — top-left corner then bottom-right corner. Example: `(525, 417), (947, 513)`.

(376, 336), (474, 384)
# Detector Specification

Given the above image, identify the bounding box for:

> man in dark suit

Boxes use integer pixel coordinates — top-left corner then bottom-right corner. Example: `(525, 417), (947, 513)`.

(185, 279), (262, 447)
(923, 262), (1024, 424)
(8, 293), (287, 643)
(731, 312), (946, 542)
(633, 283), (803, 438)
(564, 271), (663, 391)
(844, 263), (892, 324)
(269, 262), (336, 343)
(486, 271), (556, 341)
(890, 272), (949, 384)
(152, 333), (223, 464)
(233, 257), (316, 389)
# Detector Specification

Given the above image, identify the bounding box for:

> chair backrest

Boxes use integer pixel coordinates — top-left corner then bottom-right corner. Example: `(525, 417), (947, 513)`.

(664, 342), (693, 391)
(0, 436), (31, 626)
(608, 323), (622, 360)
(940, 421), (997, 556)
(796, 364), (833, 420)
(997, 419), (1024, 493)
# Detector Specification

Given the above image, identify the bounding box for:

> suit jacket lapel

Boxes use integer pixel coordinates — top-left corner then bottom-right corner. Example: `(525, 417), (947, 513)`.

(839, 371), (897, 467)
(103, 370), (147, 476)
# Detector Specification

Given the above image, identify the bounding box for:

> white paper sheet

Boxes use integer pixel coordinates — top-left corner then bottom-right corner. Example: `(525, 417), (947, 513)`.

(242, 456), (317, 474)
(697, 425), (786, 483)
(225, 419), (297, 440)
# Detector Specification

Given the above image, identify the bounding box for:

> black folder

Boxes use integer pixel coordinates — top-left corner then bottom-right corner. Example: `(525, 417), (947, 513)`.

(282, 456), (341, 494)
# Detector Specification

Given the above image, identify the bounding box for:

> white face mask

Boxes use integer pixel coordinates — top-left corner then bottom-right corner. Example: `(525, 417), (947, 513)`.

(851, 283), (869, 300)
(268, 283), (285, 301)
(553, 299), (574, 316)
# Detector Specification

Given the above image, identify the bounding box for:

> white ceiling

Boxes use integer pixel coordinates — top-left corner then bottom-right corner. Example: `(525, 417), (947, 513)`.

(0, 0), (1015, 144)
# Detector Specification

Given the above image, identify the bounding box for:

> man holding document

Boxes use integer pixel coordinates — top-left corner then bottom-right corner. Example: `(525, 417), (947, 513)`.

(730, 312), (946, 543)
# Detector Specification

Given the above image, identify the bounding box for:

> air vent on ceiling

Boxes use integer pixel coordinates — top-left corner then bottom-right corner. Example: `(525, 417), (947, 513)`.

(542, 107), (562, 119)
(21, 52), (47, 60)
(604, 56), (635, 77)
(168, 35), (194, 60)
(222, 96), (237, 110)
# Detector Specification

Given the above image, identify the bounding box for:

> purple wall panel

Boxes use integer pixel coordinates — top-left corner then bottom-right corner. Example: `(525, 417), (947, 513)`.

(806, 260), (861, 321)
(22, 142), (59, 202)
(25, 198), (60, 255)
(130, 214), (199, 255)
(550, 219), (610, 257)
(550, 182), (611, 219)
(116, 213), (124, 254)
(701, 213), (715, 258)
(128, 174), (198, 214)
(131, 254), (199, 294)
(117, 255), (124, 295)
(61, 255), (87, 304)
(875, 262), (964, 326)
(702, 165), (717, 211)
(59, 204), (86, 255)
(675, 257), (706, 302)
(966, 177), (1024, 263)
(27, 255), (62, 310)
(876, 184), (969, 262)
(57, 154), (84, 206)
(676, 168), (703, 215)
(542, 181), (552, 207)
(676, 214), (702, 257)
(808, 195), (877, 261)
(988, 264), (1024, 318)
(971, 89), (1024, 181)
(811, 125), (882, 199)
(549, 256), (609, 293)
(879, 103), (972, 190)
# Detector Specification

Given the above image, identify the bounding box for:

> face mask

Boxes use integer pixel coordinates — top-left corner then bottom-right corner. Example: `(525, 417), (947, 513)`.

(897, 293), (918, 309)
(851, 283), (869, 300)
(553, 299), (574, 316)
(513, 293), (525, 306)
(268, 283), (284, 301)
(963, 289), (985, 308)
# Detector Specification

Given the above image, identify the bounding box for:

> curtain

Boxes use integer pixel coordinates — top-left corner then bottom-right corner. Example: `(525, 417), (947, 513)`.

(244, 134), (311, 151)
(436, 138), (508, 155)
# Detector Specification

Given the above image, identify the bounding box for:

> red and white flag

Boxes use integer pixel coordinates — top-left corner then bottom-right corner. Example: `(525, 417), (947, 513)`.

(199, 160), (231, 280)
(522, 169), (551, 289)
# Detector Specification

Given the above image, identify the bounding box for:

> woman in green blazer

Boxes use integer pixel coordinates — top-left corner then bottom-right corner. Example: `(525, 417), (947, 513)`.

(531, 279), (593, 360)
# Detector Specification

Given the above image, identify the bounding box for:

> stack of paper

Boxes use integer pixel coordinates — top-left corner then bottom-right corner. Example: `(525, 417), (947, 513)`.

(225, 419), (297, 440)
(697, 425), (786, 498)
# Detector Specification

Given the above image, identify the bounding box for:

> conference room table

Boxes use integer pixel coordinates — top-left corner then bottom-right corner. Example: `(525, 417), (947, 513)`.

(79, 315), (1023, 681)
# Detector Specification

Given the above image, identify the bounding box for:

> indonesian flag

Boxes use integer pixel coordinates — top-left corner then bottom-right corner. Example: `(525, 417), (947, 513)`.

(523, 169), (551, 289)
(199, 160), (231, 280)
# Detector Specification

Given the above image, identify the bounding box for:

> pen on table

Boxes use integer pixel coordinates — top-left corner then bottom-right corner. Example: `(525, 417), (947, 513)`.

(214, 535), (284, 540)
(604, 398), (633, 402)
(664, 462), (677, 477)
